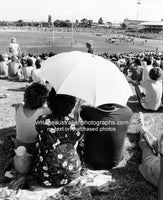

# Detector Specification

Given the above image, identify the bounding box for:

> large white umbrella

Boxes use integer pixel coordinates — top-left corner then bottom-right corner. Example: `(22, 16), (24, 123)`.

(39, 51), (133, 106)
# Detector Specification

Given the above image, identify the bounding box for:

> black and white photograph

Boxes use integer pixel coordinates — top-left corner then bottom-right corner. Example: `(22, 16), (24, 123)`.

(0, 0), (163, 199)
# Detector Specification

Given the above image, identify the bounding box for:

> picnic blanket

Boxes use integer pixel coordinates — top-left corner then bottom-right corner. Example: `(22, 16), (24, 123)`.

(0, 131), (119, 200)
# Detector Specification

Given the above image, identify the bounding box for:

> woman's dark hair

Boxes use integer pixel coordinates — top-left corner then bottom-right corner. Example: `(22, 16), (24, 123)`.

(24, 82), (48, 110)
(49, 52), (55, 57)
(134, 58), (141, 66)
(11, 55), (18, 62)
(21, 58), (27, 66)
(35, 59), (41, 69)
(47, 89), (76, 119)
(26, 58), (33, 67)
(40, 53), (48, 60)
(143, 56), (152, 65)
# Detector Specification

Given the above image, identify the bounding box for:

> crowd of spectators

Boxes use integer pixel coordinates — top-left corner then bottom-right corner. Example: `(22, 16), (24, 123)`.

(0, 51), (56, 82)
(1, 48), (163, 112)
(99, 50), (163, 111)
(1, 49), (163, 81)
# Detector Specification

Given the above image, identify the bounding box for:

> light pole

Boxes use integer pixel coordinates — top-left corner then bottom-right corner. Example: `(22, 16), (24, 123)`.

(71, 20), (74, 47)
(71, 0), (74, 48)
(52, 23), (55, 45)
(136, 0), (141, 38)
(136, 0), (141, 21)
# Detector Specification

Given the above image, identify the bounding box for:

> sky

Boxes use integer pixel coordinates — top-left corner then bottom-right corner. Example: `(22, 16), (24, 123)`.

(0, 0), (163, 23)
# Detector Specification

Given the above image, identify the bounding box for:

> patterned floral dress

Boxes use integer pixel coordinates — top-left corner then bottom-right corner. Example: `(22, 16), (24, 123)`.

(32, 114), (83, 187)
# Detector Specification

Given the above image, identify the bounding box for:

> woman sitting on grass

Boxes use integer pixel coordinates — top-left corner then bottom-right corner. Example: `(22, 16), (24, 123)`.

(32, 89), (85, 199)
(0, 54), (8, 77)
(14, 82), (50, 155)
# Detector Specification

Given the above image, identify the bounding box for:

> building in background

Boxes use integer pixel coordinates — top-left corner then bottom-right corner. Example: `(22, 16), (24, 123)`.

(123, 18), (146, 31)
(138, 21), (163, 33)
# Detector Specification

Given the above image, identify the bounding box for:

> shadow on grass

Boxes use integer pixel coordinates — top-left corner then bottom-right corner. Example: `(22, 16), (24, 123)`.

(0, 126), (16, 138)
(0, 76), (8, 80)
(0, 126), (158, 199)
(0, 126), (16, 184)
(105, 132), (158, 200)
(7, 87), (26, 92)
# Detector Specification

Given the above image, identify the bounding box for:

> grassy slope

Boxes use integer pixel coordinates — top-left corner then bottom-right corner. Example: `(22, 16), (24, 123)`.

(0, 79), (162, 199)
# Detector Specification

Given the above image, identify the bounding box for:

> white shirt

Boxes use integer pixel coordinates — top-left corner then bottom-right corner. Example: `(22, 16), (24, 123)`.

(9, 43), (21, 56)
(32, 69), (45, 84)
(142, 65), (153, 81)
(140, 79), (163, 111)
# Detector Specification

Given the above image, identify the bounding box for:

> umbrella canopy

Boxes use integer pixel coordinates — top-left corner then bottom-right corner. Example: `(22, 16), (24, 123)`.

(39, 51), (133, 107)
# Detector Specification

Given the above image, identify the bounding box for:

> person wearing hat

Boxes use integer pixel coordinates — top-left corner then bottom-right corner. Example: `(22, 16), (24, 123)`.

(132, 67), (163, 111)
(31, 57), (45, 84)
(9, 37), (22, 57)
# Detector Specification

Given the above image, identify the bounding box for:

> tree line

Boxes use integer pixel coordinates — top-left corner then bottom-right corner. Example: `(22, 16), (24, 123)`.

(0, 16), (110, 28)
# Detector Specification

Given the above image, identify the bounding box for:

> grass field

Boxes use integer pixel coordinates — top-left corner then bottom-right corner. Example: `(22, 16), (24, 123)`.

(1, 30), (163, 55)
(0, 30), (163, 199)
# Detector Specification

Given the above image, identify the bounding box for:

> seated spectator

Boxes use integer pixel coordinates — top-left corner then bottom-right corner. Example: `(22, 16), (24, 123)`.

(31, 58), (45, 84)
(160, 57), (163, 70)
(133, 67), (163, 111)
(79, 103), (133, 170)
(137, 112), (163, 199)
(48, 51), (56, 57)
(127, 58), (143, 84)
(8, 55), (23, 81)
(116, 55), (126, 70)
(40, 53), (49, 60)
(20, 52), (28, 67)
(28, 53), (36, 67)
(142, 57), (153, 81)
(152, 59), (160, 68)
(22, 57), (35, 81)
(156, 57), (161, 67)
(26, 58), (33, 67)
(32, 89), (88, 199)
(14, 82), (50, 155)
(0, 54), (8, 77)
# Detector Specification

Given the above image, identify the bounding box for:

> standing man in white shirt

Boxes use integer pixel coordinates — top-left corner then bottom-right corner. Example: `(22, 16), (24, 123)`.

(9, 37), (22, 58)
